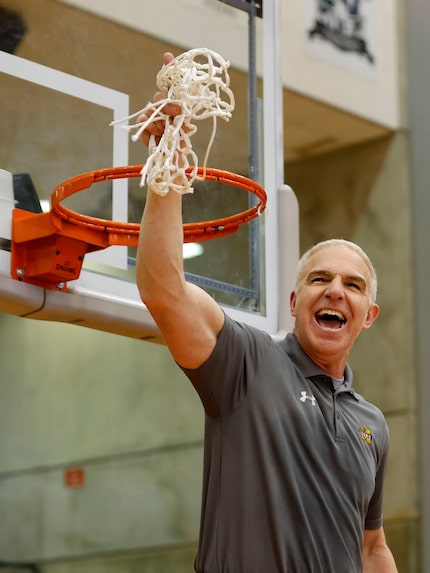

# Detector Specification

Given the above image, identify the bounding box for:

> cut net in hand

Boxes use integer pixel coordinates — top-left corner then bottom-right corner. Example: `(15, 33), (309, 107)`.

(110, 48), (235, 196)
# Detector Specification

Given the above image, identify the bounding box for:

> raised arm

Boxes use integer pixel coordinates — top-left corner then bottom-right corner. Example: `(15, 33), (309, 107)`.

(136, 54), (225, 369)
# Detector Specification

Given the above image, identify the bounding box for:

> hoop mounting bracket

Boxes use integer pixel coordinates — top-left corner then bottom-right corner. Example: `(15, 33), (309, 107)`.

(11, 208), (108, 291)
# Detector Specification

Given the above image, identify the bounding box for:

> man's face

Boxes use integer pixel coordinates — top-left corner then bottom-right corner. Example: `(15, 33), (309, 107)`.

(289, 244), (379, 373)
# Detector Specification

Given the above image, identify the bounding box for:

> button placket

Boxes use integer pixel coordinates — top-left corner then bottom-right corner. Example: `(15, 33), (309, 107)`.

(333, 394), (346, 442)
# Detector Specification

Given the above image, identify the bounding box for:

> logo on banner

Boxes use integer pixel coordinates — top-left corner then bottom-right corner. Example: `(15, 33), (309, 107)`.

(308, 0), (375, 64)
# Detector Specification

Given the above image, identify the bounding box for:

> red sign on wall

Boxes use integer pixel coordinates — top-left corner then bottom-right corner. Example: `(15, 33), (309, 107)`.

(64, 467), (85, 488)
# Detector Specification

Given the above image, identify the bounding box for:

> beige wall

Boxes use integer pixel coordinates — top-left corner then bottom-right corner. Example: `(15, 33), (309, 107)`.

(286, 132), (418, 572)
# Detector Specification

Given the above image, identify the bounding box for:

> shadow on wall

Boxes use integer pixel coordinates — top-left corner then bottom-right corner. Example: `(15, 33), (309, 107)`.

(0, 560), (41, 572)
(285, 134), (394, 252)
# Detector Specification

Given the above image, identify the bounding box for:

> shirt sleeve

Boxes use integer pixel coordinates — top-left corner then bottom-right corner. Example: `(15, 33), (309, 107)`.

(364, 419), (390, 530)
(180, 314), (271, 418)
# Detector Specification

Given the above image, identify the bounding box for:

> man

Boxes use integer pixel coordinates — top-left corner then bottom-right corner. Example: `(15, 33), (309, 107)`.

(136, 53), (397, 573)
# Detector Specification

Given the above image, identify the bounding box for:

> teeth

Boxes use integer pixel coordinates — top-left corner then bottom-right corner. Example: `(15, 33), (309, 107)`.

(317, 309), (346, 322)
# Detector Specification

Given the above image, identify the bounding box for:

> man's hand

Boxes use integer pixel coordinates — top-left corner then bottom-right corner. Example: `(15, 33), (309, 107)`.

(138, 52), (180, 148)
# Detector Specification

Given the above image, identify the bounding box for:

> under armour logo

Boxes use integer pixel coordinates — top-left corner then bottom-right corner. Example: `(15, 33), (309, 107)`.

(300, 391), (316, 406)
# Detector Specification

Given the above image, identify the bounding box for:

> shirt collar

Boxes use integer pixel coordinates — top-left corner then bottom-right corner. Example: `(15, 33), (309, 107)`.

(283, 332), (358, 397)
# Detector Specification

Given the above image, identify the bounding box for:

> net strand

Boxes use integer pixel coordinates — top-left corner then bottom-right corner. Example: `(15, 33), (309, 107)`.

(110, 48), (235, 196)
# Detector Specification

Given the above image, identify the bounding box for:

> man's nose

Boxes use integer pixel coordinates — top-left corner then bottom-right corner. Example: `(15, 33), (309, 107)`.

(326, 276), (344, 298)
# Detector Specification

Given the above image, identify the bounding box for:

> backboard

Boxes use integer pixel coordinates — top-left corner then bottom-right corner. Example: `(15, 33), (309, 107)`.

(0, 0), (299, 341)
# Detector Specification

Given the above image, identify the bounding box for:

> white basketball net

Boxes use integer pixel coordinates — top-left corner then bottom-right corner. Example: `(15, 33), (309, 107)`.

(111, 48), (235, 196)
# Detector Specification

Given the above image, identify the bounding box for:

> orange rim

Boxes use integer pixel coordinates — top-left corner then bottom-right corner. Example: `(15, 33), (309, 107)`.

(51, 165), (267, 243)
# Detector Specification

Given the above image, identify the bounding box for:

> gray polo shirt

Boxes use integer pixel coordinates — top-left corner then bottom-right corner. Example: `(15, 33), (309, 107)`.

(182, 315), (389, 573)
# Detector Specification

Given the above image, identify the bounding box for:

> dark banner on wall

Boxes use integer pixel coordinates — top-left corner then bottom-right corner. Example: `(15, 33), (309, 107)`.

(305, 0), (377, 78)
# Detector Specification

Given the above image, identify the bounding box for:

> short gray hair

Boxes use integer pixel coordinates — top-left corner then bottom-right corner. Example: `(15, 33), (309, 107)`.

(295, 239), (378, 303)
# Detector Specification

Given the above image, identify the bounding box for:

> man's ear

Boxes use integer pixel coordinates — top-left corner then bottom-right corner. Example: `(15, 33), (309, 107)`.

(363, 303), (379, 330)
(290, 291), (297, 317)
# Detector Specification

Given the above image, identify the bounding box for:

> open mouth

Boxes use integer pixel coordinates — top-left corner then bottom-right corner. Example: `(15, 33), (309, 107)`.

(315, 309), (347, 329)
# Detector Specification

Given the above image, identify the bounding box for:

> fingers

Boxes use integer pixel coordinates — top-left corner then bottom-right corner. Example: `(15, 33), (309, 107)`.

(138, 92), (178, 140)
(154, 91), (182, 118)
(139, 52), (179, 147)
(163, 51), (174, 65)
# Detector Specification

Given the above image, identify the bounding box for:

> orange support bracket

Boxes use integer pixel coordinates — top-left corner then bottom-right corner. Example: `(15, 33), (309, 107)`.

(11, 208), (111, 291)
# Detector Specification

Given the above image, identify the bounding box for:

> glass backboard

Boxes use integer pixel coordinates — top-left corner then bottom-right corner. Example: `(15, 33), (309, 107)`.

(0, 0), (295, 338)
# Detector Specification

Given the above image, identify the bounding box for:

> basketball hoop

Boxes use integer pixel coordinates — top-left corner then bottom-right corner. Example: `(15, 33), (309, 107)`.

(11, 165), (267, 290)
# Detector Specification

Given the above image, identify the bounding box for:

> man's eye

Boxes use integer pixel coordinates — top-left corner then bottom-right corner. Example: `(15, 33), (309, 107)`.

(346, 282), (361, 291)
(311, 277), (327, 283)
